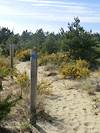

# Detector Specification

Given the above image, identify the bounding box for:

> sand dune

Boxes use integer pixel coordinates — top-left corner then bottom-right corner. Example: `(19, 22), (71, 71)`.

(15, 62), (100, 133)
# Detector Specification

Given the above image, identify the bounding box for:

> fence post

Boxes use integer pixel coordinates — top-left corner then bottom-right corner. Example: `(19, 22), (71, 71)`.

(10, 44), (14, 79)
(30, 48), (37, 125)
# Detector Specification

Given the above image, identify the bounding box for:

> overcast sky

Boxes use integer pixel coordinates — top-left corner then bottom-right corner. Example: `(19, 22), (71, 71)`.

(0, 0), (100, 34)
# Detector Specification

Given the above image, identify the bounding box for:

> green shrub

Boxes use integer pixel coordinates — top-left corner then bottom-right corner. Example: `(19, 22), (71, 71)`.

(0, 95), (20, 121)
(59, 59), (90, 79)
(0, 67), (10, 77)
(16, 49), (31, 61)
(0, 57), (20, 122)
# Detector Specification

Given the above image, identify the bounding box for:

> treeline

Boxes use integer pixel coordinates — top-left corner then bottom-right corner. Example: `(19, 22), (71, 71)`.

(0, 17), (100, 66)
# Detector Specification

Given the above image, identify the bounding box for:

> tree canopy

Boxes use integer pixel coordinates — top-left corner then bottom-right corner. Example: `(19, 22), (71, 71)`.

(0, 17), (99, 66)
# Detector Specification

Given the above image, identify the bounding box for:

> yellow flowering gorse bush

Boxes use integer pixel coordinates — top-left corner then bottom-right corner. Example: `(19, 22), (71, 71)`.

(38, 52), (70, 66)
(0, 57), (10, 77)
(15, 71), (29, 88)
(16, 49), (31, 61)
(59, 59), (90, 79)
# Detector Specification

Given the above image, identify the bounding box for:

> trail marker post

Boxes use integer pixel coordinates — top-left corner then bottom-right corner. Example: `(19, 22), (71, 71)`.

(30, 48), (37, 125)
(10, 44), (14, 79)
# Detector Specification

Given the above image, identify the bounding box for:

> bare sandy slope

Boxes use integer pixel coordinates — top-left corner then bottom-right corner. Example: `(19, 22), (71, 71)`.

(16, 62), (100, 133)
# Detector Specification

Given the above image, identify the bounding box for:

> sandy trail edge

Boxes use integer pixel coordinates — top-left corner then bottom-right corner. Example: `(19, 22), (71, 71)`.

(16, 62), (100, 133)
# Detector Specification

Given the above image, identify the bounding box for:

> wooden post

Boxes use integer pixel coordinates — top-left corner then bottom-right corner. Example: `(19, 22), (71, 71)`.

(30, 48), (37, 125)
(10, 44), (14, 79)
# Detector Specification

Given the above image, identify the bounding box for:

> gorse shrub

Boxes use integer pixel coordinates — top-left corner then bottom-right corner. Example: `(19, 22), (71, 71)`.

(16, 49), (31, 61)
(49, 52), (70, 65)
(38, 53), (48, 66)
(0, 57), (10, 77)
(0, 57), (10, 68)
(0, 67), (10, 77)
(59, 59), (90, 79)
(38, 52), (70, 66)
(15, 71), (29, 88)
(0, 57), (10, 99)
(75, 59), (89, 68)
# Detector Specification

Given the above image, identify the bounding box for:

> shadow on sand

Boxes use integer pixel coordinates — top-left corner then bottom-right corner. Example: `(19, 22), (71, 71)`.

(0, 127), (18, 133)
(34, 111), (64, 133)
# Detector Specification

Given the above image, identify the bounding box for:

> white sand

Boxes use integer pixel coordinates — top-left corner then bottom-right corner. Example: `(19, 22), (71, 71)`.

(16, 62), (100, 133)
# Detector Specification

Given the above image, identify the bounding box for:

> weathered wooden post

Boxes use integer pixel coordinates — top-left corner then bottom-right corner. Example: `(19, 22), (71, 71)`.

(10, 44), (14, 79)
(30, 48), (37, 125)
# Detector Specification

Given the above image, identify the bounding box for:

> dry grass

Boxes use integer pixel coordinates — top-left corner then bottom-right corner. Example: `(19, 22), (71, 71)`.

(37, 80), (52, 95)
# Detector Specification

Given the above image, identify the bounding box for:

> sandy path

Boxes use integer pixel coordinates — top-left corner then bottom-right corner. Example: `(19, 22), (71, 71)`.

(16, 62), (100, 133)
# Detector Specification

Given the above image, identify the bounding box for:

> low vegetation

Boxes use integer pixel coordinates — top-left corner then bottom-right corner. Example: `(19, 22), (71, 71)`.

(14, 70), (29, 97)
(0, 57), (10, 77)
(0, 95), (20, 121)
(0, 17), (99, 67)
(0, 57), (20, 122)
(0, 17), (100, 132)
(59, 59), (90, 79)
(37, 80), (52, 95)
(38, 52), (70, 66)
(16, 49), (31, 61)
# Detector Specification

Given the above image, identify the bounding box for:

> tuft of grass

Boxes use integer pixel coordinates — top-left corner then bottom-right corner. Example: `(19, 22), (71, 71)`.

(20, 121), (32, 132)
(36, 80), (53, 114)
(44, 64), (56, 72)
(14, 70), (29, 97)
(37, 80), (52, 95)
(79, 79), (97, 95)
